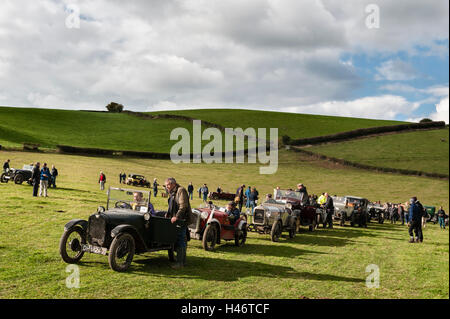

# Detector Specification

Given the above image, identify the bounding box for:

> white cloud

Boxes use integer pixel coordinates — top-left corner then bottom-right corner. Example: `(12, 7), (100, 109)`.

(375, 59), (417, 81)
(430, 96), (449, 123)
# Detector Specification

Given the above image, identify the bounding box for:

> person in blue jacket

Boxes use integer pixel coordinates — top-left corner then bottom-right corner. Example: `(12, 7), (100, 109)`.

(408, 197), (423, 243)
(39, 163), (51, 197)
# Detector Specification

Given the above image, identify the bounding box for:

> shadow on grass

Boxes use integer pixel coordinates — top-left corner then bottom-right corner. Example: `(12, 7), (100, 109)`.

(100, 255), (363, 283)
(211, 242), (326, 258)
(51, 187), (92, 193)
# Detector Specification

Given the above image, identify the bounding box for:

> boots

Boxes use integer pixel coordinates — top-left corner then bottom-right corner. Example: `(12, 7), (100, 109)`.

(171, 247), (186, 269)
(409, 237), (415, 243)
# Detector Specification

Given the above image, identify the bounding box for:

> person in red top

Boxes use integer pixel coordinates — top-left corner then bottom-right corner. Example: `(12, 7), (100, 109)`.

(98, 171), (106, 190)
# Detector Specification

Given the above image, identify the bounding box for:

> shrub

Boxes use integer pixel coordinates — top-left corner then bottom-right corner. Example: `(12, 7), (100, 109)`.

(106, 102), (124, 113)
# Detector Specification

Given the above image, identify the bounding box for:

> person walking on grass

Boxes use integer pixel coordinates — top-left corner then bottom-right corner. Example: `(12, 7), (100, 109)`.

(408, 197), (423, 243)
(201, 184), (209, 203)
(153, 178), (159, 198)
(39, 163), (51, 197)
(187, 182), (194, 201)
(31, 162), (40, 197)
(437, 206), (446, 230)
(50, 165), (58, 188)
(99, 171), (106, 191)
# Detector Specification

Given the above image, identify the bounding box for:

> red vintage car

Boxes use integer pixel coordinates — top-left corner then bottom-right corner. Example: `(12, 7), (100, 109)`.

(274, 189), (319, 231)
(188, 204), (247, 251)
(208, 191), (236, 201)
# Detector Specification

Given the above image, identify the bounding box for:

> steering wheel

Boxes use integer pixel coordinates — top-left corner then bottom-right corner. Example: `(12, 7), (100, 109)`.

(114, 201), (132, 209)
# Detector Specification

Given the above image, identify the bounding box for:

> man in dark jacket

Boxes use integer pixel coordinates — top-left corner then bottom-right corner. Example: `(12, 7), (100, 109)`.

(3, 159), (10, 173)
(296, 183), (309, 205)
(187, 182), (194, 200)
(413, 197), (425, 242)
(165, 177), (193, 269)
(324, 193), (334, 228)
(437, 206), (446, 229)
(236, 184), (245, 212)
(408, 198), (423, 243)
(50, 165), (58, 188)
(30, 162), (40, 197)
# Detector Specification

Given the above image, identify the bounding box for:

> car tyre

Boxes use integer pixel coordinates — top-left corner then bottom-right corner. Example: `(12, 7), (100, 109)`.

(108, 233), (135, 272)
(14, 174), (24, 184)
(235, 227), (247, 246)
(59, 227), (86, 264)
(0, 173), (8, 183)
(271, 221), (282, 242)
(202, 224), (217, 251)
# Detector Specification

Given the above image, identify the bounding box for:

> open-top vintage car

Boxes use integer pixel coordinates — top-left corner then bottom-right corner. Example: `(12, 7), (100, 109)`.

(333, 196), (369, 227)
(367, 203), (385, 224)
(250, 199), (297, 242)
(188, 204), (247, 251)
(59, 187), (182, 272)
(208, 191), (236, 201)
(125, 174), (151, 188)
(0, 165), (33, 185)
(274, 189), (318, 231)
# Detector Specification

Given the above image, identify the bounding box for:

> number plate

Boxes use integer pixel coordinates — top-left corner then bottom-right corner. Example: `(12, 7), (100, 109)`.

(82, 244), (107, 255)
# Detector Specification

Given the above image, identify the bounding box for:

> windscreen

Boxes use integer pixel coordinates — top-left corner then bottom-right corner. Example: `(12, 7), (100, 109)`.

(107, 188), (151, 212)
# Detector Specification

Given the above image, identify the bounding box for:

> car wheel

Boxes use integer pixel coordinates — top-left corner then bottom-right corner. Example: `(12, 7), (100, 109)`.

(168, 248), (175, 262)
(14, 174), (24, 184)
(235, 227), (247, 247)
(59, 227), (86, 264)
(0, 173), (8, 183)
(108, 233), (135, 272)
(270, 221), (282, 242)
(202, 224), (217, 251)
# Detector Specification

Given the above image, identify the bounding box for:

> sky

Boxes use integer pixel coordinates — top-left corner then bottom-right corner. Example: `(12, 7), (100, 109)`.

(0, 0), (448, 122)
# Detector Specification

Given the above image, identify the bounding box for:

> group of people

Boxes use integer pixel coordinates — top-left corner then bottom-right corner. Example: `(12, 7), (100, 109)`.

(30, 162), (59, 197)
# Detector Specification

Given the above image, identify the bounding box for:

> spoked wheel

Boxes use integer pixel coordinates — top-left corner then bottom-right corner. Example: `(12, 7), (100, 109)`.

(202, 225), (217, 251)
(1, 173), (8, 183)
(14, 174), (24, 184)
(271, 221), (282, 242)
(59, 227), (86, 264)
(235, 227), (247, 246)
(108, 233), (135, 272)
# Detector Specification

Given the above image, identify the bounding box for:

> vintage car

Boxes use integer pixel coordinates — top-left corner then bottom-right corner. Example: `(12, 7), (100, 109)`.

(250, 200), (297, 242)
(0, 165), (33, 185)
(125, 174), (151, 188)
(273, 189), (318, 231)
(332, 195), (369, 227)
(208, 191), (236, 201)
(423, 205), (436, 222)
(59, 187), (181, 272)
(367, 203), (385, 224)
(188, 204), (247, 251)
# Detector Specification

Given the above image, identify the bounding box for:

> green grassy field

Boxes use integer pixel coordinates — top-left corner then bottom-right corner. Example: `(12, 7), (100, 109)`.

(306, 128), (450, 175)
(0, 149), (448, 299)
(150, 109), (406, 140)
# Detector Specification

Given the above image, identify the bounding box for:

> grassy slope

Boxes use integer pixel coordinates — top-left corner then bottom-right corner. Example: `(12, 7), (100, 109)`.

(0, 150), (448, 299)
(149, 109), (405, 140)
(307, 128), (450, 175)
(0, 107), (224, 153)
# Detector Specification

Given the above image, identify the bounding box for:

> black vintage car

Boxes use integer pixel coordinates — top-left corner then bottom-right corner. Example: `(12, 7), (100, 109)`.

(1, 165), (33, 185)
(59, 187), (182, 272)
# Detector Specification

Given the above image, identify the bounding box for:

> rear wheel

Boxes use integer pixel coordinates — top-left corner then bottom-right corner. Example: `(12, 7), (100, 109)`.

(271, 221), (282, 242)
(202, 224), (217, 251)
(59, 227), (86, 264)
(108, 233), (135, 272)
(14, 174), (24, 184)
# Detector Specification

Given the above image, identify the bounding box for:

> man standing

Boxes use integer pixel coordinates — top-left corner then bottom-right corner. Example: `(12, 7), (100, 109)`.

(324, 193), (334, 229)
(187, 182), (194, 200)
(98, 171), (106, 190)
(39, 163), (51, 197)
(414, 197), (425, 242)
(31, 162), (40, 197)
(50, 165), (58, 188)
(3, 159), (10, 173)
(398, 204), (405, 225)
(201, 184), (209, 203)
(245, 186), (251, 209)
(408, 197), (423, 243)
(296, 183), (309, 205)
(153, 178), (159, 198)
(236, 184), (245, 212)
(164, 177), (192, 269)
(437, 206), (446, 230)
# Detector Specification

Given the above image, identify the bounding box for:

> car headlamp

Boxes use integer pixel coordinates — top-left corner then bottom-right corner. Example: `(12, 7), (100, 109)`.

(201, 211), (209, 220)
(143, 213), (150, 221)
(265, 211), (271, 218)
